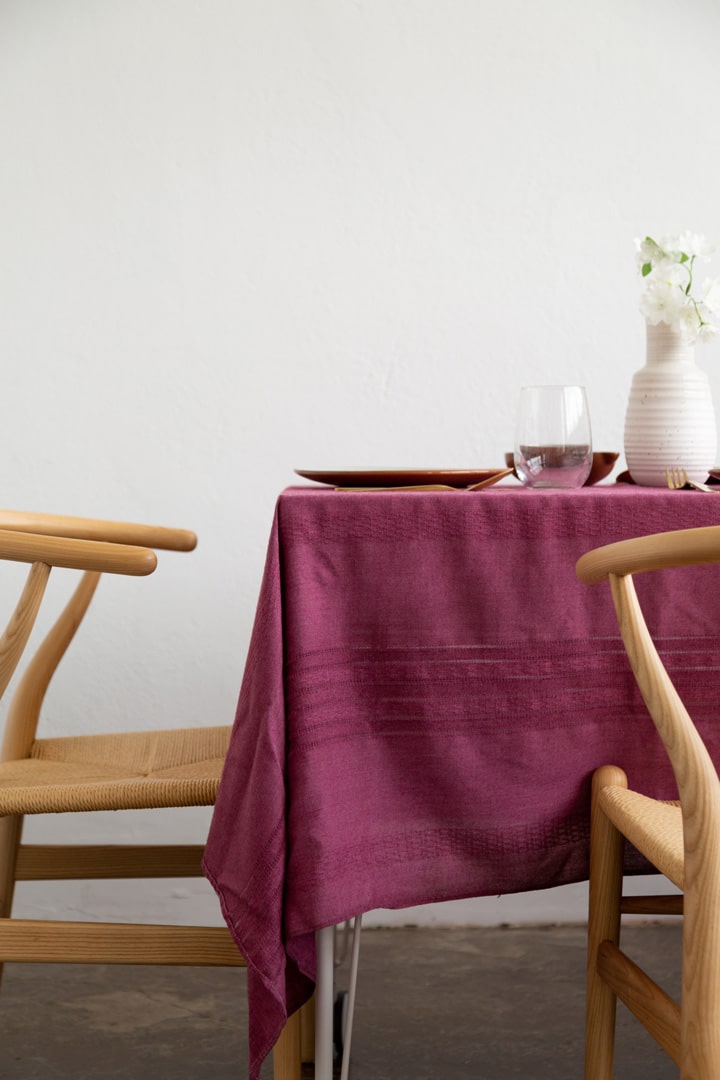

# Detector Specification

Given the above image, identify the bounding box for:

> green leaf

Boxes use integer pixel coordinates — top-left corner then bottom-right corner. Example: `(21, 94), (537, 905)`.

(680, 252), (689, 263)
(642, 262), (652, 277)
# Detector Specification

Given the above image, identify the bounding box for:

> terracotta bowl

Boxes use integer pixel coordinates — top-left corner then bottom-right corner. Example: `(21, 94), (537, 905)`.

(504, 451), (620, 486)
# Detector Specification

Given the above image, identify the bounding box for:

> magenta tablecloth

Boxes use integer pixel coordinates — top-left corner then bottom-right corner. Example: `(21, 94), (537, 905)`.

(203, 485), (720, 1077)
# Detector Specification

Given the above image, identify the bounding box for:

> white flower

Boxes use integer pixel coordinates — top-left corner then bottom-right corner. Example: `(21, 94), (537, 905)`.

(636, 232), (720, 344)
(701, 277), (720, 314)
(634, 236), (675, 274)
(639, 276), (688, 326)
(696, 321), (719, 343)
(663, 232), (715, 261)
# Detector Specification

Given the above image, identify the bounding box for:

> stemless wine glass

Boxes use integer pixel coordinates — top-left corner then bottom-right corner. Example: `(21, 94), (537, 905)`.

(514, 385), (592, 489)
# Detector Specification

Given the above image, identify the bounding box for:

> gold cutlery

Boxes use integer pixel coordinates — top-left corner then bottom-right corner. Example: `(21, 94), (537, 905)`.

(665, 467), (719, 493)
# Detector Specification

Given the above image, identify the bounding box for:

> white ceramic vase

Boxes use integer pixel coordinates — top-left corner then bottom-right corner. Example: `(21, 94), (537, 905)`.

(623, 321), (717, 487)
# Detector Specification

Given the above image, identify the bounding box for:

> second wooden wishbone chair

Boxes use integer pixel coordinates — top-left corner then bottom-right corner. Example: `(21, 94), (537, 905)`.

(577, 525), (720, 1079)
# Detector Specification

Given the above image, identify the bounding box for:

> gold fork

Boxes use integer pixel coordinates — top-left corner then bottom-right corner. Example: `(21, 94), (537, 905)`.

(665, 467), (718, 493)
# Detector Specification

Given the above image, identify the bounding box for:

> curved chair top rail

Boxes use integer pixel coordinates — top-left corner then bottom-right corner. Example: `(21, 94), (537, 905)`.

(0, 510), (196, 553)
(577, 522), (720, 834)
(576, 525), (720, 585)
(0, 529), (157, 576)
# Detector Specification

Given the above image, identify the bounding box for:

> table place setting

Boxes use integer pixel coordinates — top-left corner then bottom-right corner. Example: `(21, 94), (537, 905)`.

(293, 467), (514, 491)
(295, 383), (618, 494)
(295, 383), (616, 494)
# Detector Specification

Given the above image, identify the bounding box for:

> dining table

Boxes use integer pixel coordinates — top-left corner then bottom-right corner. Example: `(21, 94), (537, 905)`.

(203, 482), (720, 1079)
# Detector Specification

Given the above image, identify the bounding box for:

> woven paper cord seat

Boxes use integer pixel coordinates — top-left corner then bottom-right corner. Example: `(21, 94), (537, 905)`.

(577, 525), (720, 1078)
(0, 727), (230, 814)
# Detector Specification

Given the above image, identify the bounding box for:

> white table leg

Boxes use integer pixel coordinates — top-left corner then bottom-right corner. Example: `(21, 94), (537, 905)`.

(339, 914), (362, 1080)
(315, 925), (335, 1080)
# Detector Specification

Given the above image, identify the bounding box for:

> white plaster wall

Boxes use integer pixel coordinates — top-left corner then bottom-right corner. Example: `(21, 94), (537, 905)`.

(0, 0), (714, 927)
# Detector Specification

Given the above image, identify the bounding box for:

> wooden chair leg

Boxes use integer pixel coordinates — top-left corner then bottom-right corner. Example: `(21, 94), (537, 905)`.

(0, 815), (23, 987)
(585, 766), (627, 1080)
(680, 865), (720, 1073)
(300, 995), (316, 1063)
(273, 1006), (302, 1080)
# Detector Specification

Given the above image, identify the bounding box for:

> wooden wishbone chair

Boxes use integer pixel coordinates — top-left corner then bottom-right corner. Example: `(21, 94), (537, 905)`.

(0, 509), (300, 1079)
(576, 525), (720, 1079)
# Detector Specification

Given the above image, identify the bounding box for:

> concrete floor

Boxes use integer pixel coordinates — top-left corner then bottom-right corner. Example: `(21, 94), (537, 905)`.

(0, 924), (681, 1078)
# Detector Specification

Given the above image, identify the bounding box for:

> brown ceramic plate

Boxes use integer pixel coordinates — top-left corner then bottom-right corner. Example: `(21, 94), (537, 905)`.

(586, 452), (621, 485)
(295, 468), (508, 489)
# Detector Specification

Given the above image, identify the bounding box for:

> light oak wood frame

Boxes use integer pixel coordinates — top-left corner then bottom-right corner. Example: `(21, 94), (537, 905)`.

(577, 525), (720, 1078)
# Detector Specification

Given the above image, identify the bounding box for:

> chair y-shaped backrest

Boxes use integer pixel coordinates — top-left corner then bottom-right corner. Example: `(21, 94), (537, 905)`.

(0, 526), (159, 916)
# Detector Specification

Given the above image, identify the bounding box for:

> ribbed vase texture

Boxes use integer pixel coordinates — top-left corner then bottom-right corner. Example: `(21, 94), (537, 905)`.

(624, 321), (717, 487)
